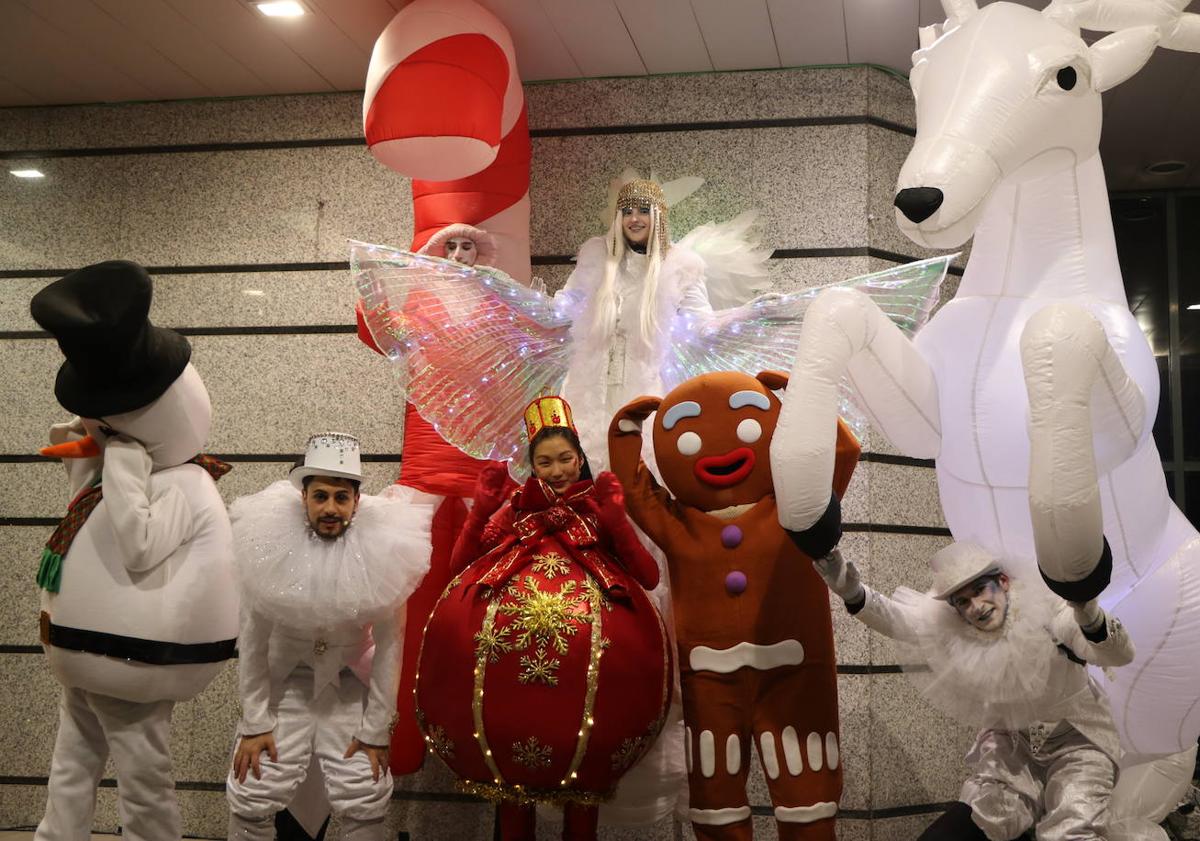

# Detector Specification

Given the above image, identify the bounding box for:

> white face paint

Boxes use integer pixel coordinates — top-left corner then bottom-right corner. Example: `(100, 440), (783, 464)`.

(443, 236), (477, 266)
(948, 575), (1011, 632)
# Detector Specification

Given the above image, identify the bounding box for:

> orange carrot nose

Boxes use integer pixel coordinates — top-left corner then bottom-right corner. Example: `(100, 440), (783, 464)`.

(40, 435), (101, 459)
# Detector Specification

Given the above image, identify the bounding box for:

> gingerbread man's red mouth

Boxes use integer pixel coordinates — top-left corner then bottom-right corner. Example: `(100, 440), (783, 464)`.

(694, 447), (756, 487)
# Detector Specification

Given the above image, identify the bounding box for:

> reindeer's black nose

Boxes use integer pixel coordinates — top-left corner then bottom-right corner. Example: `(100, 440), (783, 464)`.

(894, 187), (944, 223)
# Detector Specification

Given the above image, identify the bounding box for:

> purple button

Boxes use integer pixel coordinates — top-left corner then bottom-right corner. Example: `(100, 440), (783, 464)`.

(725, 570), (748, 595)
(720, 524), (743, 549)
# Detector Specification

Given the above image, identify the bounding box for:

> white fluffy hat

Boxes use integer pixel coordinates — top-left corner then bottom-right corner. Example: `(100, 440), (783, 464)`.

(930, 541), (1003, 600)
(289, 432), (363, 490)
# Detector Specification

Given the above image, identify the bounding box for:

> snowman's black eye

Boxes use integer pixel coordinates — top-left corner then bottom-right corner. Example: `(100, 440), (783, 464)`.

(1057, 66), (1077, 90)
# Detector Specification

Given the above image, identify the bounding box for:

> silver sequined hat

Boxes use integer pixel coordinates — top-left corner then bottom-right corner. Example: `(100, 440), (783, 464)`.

(289, 432), (363, 490)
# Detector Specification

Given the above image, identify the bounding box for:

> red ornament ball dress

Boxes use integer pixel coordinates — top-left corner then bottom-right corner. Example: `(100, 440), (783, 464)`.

(415, 475), (671, 806)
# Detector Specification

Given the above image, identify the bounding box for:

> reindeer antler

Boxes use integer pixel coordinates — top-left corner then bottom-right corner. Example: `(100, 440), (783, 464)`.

(1044, 0), (1200, 53)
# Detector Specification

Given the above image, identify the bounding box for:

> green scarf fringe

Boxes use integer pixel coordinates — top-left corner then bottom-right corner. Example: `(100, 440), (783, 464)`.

(37, 548), (63, 593)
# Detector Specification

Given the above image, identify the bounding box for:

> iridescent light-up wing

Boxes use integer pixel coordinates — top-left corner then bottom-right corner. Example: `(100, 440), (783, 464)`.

(352, 240), (574, 467)
(665, 255), (953, 439)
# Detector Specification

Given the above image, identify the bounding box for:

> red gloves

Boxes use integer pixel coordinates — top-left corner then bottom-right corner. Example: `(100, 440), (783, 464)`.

(473, 461), (511, 518)
(593, 471), (660, 591)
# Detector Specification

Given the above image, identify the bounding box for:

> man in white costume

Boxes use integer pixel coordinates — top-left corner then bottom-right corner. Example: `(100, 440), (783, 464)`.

(225, 433), (433, 841)
(30, 260), (239, 841)
(816, 540), (1134, 841)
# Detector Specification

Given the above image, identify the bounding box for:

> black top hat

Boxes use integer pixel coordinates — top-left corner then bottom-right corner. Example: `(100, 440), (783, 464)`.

(30, 260), (191, 418)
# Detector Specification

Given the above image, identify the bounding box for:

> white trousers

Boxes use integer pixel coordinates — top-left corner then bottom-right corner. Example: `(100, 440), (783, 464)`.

(226, 667), (392, 841)
(35, 687), (179, 841)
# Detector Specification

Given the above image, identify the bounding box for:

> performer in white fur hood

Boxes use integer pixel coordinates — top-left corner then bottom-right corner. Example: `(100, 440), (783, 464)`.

(226, 433), (433, 841)
(31, 260), (238, 841)
(816, 540), (1134, 841)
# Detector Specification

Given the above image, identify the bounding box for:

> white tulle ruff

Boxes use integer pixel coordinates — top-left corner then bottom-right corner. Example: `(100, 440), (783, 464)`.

(893, 578), (1081, 730)
(231, 481), (433, 629)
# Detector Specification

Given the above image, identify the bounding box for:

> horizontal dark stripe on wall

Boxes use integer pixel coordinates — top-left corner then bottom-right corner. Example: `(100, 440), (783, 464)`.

(844, 522), (952, 537)
(860, 452), (935, 468)
(0, 324), (358, 340)
(837, 664), (905, 674)
(0, 451), (914, 466)
(0, 114), (915, 163)
(0, 453), (402, 464)
(2, 247), (958, 281)
(0, 517), (60, 527)
(0, 261), (351, 279)
(0, 645), (42, 654)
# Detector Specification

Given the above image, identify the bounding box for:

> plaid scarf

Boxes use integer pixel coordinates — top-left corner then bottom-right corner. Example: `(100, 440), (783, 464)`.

(37, 455), (232, 593)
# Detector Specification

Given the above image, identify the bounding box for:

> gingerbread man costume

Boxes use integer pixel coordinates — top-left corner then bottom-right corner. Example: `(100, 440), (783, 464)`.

(608, 370), (859, 841)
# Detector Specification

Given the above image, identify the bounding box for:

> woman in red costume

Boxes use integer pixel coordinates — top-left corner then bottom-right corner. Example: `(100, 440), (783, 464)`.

(415, 397), (671, 840)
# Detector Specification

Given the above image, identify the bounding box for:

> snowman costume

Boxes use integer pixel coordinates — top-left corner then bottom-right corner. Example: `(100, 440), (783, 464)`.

(225, 434), (433, 841)
(30, 261), (239, 841)
(816, 542), (1135, 841)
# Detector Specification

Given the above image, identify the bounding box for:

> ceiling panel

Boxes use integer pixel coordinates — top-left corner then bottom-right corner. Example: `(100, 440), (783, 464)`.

(165, 0), (334, 94)
(768, 0), (849, 67)
(308, 0), (399, 55)
(15, 0), (208, 101)
(0, 74), (37, 107)
(691, 0), (780, 71)
(93, 0), (273, 97)
(612, 0), (712, 75)
(478, 0), (581, 80)
(240, 0), (372, 90)
(538, 0), (646, 78)
(0, 3), (153, 105)
(845, 0), (919, 70)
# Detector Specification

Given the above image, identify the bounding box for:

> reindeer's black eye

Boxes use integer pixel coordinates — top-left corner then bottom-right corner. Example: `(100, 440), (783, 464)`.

(1056, 67), (1077, 90)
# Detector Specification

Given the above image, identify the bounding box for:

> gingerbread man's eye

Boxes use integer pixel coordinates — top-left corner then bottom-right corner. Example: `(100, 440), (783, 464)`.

(736, 419), (762, 443)
(676, 431), (702, 456)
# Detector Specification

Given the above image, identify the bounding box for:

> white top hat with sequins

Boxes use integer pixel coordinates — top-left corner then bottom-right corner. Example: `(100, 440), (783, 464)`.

(289, 432), (363, 490)
(930, 541), (1003, 601)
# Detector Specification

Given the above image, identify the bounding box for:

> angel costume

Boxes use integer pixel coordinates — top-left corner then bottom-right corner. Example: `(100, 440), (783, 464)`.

(225, 441), (433, 841)
(826, 542), (1134, 841)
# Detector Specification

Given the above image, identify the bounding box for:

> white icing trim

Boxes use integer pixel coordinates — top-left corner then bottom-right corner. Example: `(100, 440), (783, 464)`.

(826, 731), (840, 770)
(781, 726), (803, 775)
(725, 733), (741, 775)
(685, 726), (693, 773)
(617, 418), (642, 433)
(775, 802), (838, 823)
(689, 806), (752, 826)
(759, 731), (780, 779)
(807, 731), (824, 772)
(699, 730), (716, 778)
(689, 640), (805, 673)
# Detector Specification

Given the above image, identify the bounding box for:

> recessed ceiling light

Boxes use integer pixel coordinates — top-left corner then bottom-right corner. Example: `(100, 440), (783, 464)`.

(10, 169), (45, 178)
(1146, 160), (1187, 175)
(1188, 304), (1200, 311)
(255, 1), (305, 17)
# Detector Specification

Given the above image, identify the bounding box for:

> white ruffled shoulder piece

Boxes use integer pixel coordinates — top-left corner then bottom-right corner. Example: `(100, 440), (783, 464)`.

(674, 210), (770, 310)
(889, 578), (1081, 730)
(231, 480), (434, 629)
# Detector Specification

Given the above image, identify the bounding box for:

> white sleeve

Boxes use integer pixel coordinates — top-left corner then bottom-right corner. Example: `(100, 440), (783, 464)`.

(101, 438), (195, 573)
(678, 273), (714, 317)
(357, 610), (404, 745)
(237, 610), (276, 736)
(1057, 607), (1136, 669)
(852, 586), (921, 643)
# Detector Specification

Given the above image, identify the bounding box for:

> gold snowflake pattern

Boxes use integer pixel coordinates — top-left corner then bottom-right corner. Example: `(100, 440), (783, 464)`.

(518, 648), (561, 685)
(512, 736), (553, 769)
(425, 724), (456, 761)
(583, 576), (612, 612)
(531, 552), (570, 580)
(474, 623), (513, 663)
(610, 735), (648, 772)
(500, 576), (588, 656)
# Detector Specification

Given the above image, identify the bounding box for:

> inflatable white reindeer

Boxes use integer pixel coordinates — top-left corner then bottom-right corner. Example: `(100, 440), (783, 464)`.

(775, 0), (1200, 763)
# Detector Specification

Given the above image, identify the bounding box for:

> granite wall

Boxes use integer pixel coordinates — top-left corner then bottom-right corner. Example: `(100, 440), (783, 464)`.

(0, 66), (967, 840)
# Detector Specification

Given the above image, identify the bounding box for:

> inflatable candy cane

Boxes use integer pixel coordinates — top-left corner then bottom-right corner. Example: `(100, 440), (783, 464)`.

(357, 0), (532, 774)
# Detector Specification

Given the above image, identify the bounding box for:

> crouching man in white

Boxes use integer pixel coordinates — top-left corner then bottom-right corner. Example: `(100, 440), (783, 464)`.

(225, 433), (433, 841)
(816, 541), (1134, 841)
